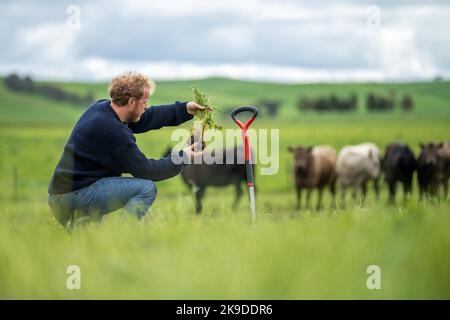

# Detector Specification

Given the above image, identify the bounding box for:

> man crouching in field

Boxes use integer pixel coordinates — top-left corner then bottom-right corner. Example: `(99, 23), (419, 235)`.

(48, 72), (204, 228)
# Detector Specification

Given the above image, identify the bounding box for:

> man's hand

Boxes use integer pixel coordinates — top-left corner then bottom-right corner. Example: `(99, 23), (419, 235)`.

(183, 142), (203, 162)
(186, 101), (213, 116)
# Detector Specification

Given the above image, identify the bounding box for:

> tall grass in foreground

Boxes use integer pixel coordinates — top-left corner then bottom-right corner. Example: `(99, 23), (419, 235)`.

(0, 192), (449, 299)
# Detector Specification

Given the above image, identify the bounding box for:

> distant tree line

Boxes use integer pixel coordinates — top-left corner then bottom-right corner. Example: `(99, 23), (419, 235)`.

(366, 91), (414, 112)
(298, 94), (357, 112)
(366, 92), (395, 111)
(298, 91), (414, 113)
(4, 74), (94, 106)
(204, 90), (415, 120)
(221, 98), (284, 119)
(257, 98), (283, 117)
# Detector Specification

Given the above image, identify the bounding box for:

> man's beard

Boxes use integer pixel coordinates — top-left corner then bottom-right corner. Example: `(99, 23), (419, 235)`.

(127, 108), (141, 123)
(129, 116), (140, 123)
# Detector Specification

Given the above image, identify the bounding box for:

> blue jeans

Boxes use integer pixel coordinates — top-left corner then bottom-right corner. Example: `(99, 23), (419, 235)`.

(48, 177), (157, 227)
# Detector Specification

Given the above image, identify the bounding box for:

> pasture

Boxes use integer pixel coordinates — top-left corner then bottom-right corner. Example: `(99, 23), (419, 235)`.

(0, 78), (449, 299)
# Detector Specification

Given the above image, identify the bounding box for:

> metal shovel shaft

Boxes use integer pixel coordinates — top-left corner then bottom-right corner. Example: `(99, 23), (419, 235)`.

(245, 159), (256, 222)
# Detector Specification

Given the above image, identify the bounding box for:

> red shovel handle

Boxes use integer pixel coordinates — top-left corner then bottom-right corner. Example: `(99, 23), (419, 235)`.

(231, 106), (259, 163)
(231, 106), (258, 130)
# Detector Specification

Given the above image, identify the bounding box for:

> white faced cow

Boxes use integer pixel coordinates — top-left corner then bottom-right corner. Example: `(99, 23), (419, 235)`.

(336, 143), (381, 208)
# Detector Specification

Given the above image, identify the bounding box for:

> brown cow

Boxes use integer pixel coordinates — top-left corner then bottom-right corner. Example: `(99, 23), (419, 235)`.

(288, 145), (337, 211)
(438, 141), (450, 198)
(417, 142), (443, 199)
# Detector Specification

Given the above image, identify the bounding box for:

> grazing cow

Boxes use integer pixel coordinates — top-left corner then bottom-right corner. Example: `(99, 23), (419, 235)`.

(164, 145), (254, 214)
(288, 145), (336, 211)
(418, 142), (450, 199)
(382, 143), (416, 204)
(417, 142), (443, 198)
(336, 143), (381, 207)
(438, 141), (450, 197)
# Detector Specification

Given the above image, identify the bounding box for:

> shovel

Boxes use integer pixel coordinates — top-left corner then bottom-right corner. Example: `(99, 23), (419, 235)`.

(231, 106), (259, 222)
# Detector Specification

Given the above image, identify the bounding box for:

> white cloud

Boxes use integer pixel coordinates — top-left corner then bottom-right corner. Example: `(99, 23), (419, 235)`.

(20, 22), (78, 62)
(377, 28), (437, 78)
(1, 0), (450, 82)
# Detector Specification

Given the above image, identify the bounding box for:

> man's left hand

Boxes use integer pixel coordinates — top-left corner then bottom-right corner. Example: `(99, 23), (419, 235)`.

(186, 101), (213, 116)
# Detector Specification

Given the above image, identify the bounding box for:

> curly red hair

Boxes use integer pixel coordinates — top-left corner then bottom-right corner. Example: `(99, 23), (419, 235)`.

(108, 72), (155, 106)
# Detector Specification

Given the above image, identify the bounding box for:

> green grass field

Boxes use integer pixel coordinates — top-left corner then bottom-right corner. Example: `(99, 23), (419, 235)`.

(0, 77), (449, 299)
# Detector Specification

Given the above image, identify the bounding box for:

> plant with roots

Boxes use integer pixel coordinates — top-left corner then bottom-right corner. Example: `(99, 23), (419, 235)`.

(191, 87), (222, 149)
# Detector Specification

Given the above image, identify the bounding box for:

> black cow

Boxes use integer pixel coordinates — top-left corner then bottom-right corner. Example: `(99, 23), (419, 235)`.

(164, 145), (254, 213)
(382, 143), (416, 204)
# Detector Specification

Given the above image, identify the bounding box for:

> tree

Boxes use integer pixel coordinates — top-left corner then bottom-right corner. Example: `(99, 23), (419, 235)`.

(401, 95), (414, 112)
(257, 98), (282, 118)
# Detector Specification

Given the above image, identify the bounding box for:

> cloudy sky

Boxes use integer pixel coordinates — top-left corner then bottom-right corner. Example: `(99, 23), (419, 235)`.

(1, 0), (449, 83)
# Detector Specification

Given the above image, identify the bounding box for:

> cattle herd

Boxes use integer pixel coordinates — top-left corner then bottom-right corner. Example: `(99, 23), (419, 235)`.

(165, 141), (450, 214)
(289, 141), (450, 210)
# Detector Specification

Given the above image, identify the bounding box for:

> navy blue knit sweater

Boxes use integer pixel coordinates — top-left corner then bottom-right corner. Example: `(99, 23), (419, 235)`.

(48, 99), (193, 194)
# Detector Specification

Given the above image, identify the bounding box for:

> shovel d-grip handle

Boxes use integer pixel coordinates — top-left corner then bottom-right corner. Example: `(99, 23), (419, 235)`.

(231, 106), (258, 163)
(231, 106), (258, 130)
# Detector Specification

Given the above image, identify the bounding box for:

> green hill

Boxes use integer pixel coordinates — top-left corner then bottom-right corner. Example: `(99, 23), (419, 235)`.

(0, 79), (83, 126)
(52, 77), (450, 115)
(1, 76), (450, 126)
